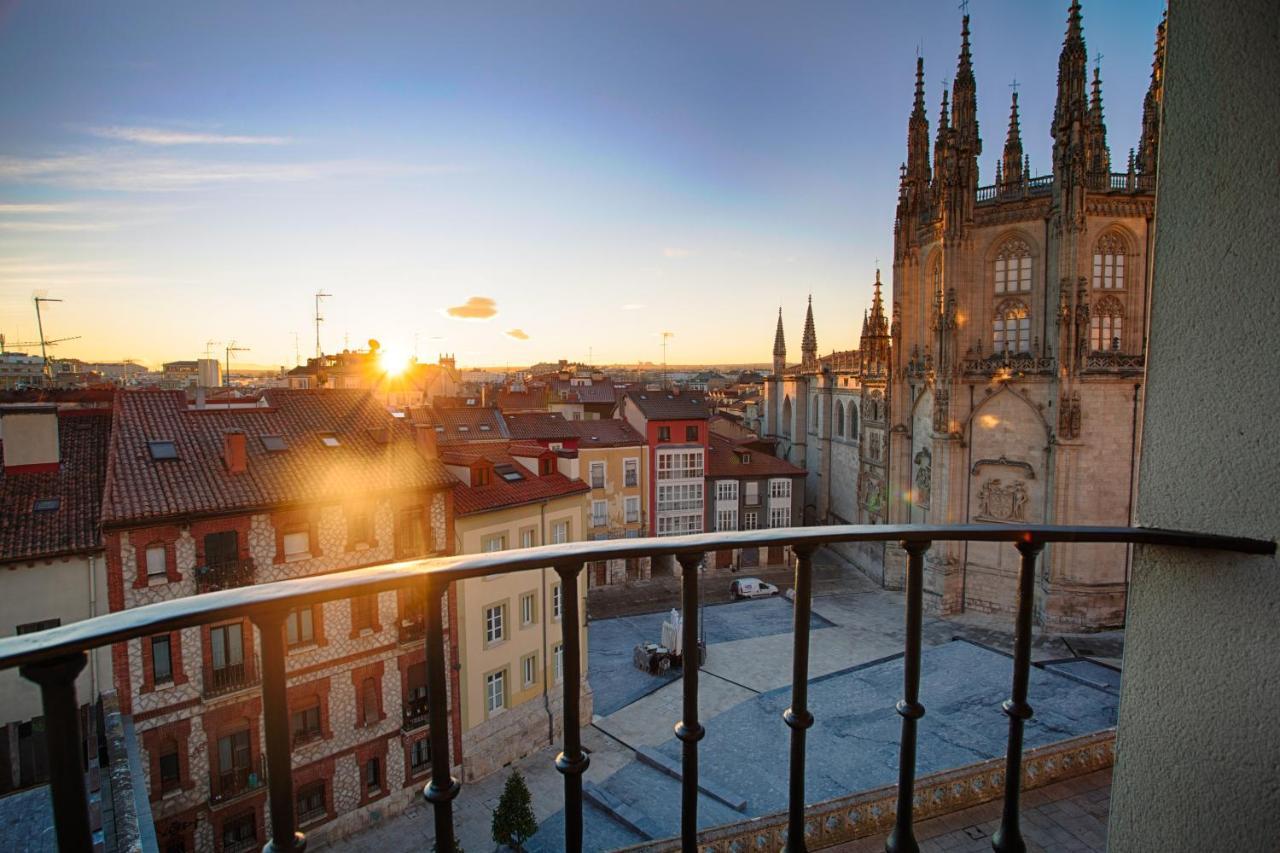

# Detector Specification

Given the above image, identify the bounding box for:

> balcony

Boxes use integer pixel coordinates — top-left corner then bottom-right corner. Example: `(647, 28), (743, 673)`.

(195, 558), (256, 593)
(0, 524), (1270, 853)
(209, 756), (267, 807)
(397, 616), (426, 645)
(203, 655), (262, 699)
(403, 694), (430, 732)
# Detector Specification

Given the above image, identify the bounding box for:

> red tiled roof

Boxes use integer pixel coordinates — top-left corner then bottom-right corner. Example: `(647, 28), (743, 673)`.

(706, 433), (805, 477)
(503, 412), (577, 441)
(441, 442), (588, 515)
(496, 387), (548, 412)
(565, 419), (644, 448)
(408, 405), (507, 444)
(622, 390), (710, 421)
(0, 409), (111, 562)
(103, 389), (454, 526)
(549, 379), (617, 405)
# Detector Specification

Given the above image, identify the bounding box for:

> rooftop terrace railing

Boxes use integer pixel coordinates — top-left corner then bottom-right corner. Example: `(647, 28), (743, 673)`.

(0, 524), (1271, 853)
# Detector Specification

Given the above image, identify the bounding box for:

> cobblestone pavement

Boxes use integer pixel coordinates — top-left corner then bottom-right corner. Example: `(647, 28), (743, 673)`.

(832, 768), (1113, 853)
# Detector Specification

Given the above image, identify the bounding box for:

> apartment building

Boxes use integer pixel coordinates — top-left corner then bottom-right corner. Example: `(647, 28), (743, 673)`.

(101, 389), (458, 852)
(436, 439), (591, 780)
(505, 412), (650, 587)
(617, 390), (710, 541)
(705, 432), (806, 573)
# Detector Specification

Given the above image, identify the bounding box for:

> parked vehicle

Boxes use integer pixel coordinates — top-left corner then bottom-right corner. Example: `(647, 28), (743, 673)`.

(730, 577), (779, 599)
(633, 609), (706, 674)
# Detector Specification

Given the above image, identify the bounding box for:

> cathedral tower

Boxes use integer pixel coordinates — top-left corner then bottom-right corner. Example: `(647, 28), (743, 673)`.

(801, 296), (818, 372)
(772, 308), (787, 377)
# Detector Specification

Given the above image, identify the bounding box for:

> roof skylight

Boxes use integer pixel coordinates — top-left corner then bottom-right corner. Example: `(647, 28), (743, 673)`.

(148, 440), (178, 460)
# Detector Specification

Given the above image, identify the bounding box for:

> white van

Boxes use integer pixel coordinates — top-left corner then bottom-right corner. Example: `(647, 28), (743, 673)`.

(730, 577), (779, 599)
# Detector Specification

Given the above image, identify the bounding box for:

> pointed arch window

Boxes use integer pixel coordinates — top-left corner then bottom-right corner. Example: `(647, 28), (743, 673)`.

(1093, 233), (1127, 289)
(781, 397), (792, 439)
(993, 299), (1031, 354)
(994, 238), (1032, 294)
(1090, 295), (1125, 352)
(835, 401), (845, 438)
(848, 402), (860, 440)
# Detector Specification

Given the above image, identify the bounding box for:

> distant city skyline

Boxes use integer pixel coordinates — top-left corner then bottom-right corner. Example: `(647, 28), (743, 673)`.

(0, 0), (1164, 368)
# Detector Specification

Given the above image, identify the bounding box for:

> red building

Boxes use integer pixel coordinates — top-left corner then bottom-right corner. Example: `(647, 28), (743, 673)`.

(617, 390), (710, 537)
(101, 389), (458, 852)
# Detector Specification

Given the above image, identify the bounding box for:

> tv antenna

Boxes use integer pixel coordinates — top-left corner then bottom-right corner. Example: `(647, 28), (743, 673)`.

(314, 291), (331, 358)
(292, 332), (301, 366)
(2, 331), (80, 356)
(34, 296), (80, 381)
(224, 341), (249, 388)
(204, 339), (221, 359)
(661, 331), (674, 387)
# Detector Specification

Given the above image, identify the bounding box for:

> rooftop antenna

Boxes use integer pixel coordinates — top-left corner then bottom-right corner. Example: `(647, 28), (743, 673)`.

(224, 340), (249, 389)
(33, 295), (69, 382)
(292, 332), (300, 366)
(204, 339), (221, 359)
(661, 331), (674, 388)
(314, 290), (331, 358)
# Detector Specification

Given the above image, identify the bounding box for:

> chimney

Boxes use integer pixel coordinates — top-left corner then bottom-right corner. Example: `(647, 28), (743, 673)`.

(414, 423), (439, 460)
(195, 386), (207, 409)
(1, 405), (60, 474)
(223, 429), (247, 474)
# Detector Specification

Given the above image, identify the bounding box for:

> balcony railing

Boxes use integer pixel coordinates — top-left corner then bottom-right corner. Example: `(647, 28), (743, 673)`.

(0, 524), (1270, 853)
(195, 558), (256, 593)
(210, 756), (267, 807)
(397, 616), (426, 645)
(203, 654), (262, 699)
(403, 694), (430, 731)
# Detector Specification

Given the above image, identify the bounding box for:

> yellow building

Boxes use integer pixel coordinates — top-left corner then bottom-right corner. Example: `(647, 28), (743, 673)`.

(440, 441), (592, 781)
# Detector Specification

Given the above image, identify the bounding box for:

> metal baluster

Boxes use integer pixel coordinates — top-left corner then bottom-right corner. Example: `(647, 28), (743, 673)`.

(675, 551), (705, 851)
(20, 652), (91, 852)
(423, 576), (461, 852)
(784, 545), (816, 852)
(554, 562), (589, 853)
(253, 608), (305, 852)
(991, 538), (1044, 853)
(886, 540), (931, 853)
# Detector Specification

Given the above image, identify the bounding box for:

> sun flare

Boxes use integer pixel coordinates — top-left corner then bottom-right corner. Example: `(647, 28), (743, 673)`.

(377, 345), (414, 377)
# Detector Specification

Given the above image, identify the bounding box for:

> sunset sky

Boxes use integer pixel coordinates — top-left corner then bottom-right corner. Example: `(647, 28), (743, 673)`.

(0, 1), (1164, 369)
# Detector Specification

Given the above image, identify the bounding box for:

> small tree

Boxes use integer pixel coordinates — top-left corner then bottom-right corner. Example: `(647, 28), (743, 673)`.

(491, 769), (537, 851)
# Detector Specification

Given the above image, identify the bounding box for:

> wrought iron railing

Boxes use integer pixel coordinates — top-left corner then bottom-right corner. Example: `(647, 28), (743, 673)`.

(210, 755), (267, 807)
(203, 653), (262, 699)
(0, 525), (1271, 853)
(195, 558), (256, 594)
(397, 616), (426, 645)
(403, 694), (431, 731)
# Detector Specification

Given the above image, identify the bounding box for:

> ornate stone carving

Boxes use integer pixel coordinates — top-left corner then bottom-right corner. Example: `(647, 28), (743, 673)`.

(931, 388), (950, 433)
(976, 478), (1030, 522)
(1059, 390), (1082, 439)
(913, 448), (932, 508)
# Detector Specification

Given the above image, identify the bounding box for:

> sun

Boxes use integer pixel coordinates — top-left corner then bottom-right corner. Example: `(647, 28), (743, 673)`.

(377, 344), (415, 377)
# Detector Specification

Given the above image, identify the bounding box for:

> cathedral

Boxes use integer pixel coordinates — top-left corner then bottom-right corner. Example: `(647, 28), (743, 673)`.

(765, 2), (1166, 631)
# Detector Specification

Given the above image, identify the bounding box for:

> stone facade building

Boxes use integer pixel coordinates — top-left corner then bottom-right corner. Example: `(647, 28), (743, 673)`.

(101, 389), (459, 852)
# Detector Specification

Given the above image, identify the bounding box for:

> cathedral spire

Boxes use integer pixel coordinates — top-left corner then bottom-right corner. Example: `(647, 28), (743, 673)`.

(905, 56), (931, 187)
(951, 15), (980, 156)
(1086, 64), (1111, 178)
(1053, 0), (1089, 143)
(772, 307), (786, 358)
(1002, 89), (1024, 187)
(801, 296), (818, 371)
(1137, 11), (1167, 179)
(869, 268), (888, 335)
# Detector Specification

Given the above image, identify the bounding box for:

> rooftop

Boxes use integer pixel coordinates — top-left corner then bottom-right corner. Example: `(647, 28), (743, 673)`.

(622, 390), (710, 421)
(706, 432), (805, 477)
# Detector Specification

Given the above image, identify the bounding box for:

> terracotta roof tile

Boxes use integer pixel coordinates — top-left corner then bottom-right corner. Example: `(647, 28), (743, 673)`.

(443, 442), (587, 515)
(623, 390), (710, 420)
(706, 433), (806, 477)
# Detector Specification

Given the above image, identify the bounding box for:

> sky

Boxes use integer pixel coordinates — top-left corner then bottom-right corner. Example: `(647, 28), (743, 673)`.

(0, 0), (1165, 370)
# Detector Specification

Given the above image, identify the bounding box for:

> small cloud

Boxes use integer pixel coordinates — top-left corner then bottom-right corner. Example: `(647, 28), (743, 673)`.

(0, 203), (83, 214)
(621, 303), (644, 311)
(87, 125), (291, 146)
(0, 220), (116, 232)
(662, 247), (691, 259)
(445, 296), (498, 320)
(505, 328), (529, 340)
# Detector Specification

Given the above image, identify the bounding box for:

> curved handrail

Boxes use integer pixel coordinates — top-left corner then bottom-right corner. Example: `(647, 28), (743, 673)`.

(0, 523), (1269, 671)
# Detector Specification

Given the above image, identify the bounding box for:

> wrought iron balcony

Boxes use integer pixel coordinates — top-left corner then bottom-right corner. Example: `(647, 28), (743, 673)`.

(403, 694), (431, 732)
(203, 654), (262, 699)
(0, 524), (1270, 852)
(398, 616), (426, 645)
(209, 756), (267, 807)
(195, 558), (256, 593)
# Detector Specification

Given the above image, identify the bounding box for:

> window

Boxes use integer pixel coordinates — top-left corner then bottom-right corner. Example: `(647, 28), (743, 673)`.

(1090, 295), (1125, 352)
(994, 238), (1033, 294)
(993, 299), (1031, 354)
(285, 608), (313, 647)
(519, 528), (535, 549)
(365, 756), (382, 794)
(33, 497), (59, 512)
(551, 520), (569, 544)
(260, 435), (286, 453)
(291, 703), (322, 745)
(410, 738), (432, 774)
(624, 458), (639, 487)
(769, 479), (792, 500)
(222, 810), (256, 852)
(486, 670), (506, 714)
(215, 730), (252, 797)
(769, 506), (792, 527)
(591, 500), (607, 528)
(347, 510), (373, 548)
(522, 653), (537, 688)
(624, 496), (641, 524)
(146, 545), (168, 578)
(589, 461), (605, 489)
(209, 623), (245, 685)
(657, 426), (671, 442)
(283, 530), (310, 562)
(482, 534), (506, 553)
(297, 781), (325, 824)
(158, 740), (181, 794)
(553, 643), (564, 685)
(147, 440), (178, 460)
(656, 450), (704, 480)
(520, 592), (536, 626)
(485, 604), (505, 644)
(685, 425), (699, 442)
(151, 635), (173, 684)
(539, 457), (555, 476)
(496, 463), (523, 482)
(716, 508), (738, 531)
(351, 595), (377, 634)
(656, 514), (703, 535)
(406, 661), (428, 705)
(552, 584), (563, 620)
(1093, 233), (1126, 289)
(473, 465), (490, 486)
(743, 511), (759, 530)
(835, 401), (845, 437)
(360, 677), (380, 725)
(319, 434), (340, 448)
(396, 507), (427, 558)
(744, 481), (760, 505)
(716, 481), (739, 502)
